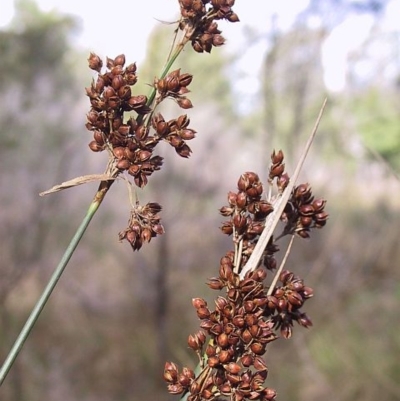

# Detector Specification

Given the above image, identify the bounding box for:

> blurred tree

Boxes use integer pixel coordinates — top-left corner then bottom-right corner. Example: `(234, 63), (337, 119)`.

(0, 1), (87, 400)
(260, 25), (326, 163)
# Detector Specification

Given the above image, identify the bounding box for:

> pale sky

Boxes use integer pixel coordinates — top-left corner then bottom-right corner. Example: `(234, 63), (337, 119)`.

(1, 0), (399, 94)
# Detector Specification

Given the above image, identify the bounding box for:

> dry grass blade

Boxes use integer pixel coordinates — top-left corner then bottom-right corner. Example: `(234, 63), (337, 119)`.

(239, 98), (327, 279)
(39, 174), (116, 196)
(267, 235), (295, 296)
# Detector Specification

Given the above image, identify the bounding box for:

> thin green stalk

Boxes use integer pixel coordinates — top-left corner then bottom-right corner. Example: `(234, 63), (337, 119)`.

(0, 180), (113, 386)
(137, 25), (193, 126)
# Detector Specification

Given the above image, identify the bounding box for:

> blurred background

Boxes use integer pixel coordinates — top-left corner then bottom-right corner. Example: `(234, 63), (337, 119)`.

(1, 0), (399, 400)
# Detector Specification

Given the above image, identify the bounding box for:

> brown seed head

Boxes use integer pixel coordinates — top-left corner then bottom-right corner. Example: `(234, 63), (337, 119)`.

(88, 52), (103, 72)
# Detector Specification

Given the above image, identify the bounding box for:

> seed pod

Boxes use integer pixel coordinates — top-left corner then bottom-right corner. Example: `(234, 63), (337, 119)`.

(178, 372), (191, 388)
(250, 342), (265, 355)
(125, 73), (137, 85)
(241, 354), (254, 367)
(87, 52), (103, 72)
(180, 128), (196, 140)
(138, 150), (152, 162)
(226, 373), (241, 385)
(228, 12), (239, 22)
(93, 131), (105, 145)
(298, 313), (313, 327)
(299, 204), (315, 217)
(128, 164), (140, 176)
(164, 362), (178, 382)
(192, 298), (207, 309)
(312, 198), (326, 213)
(118, 85), (132, 100)
(196, 307), (211, 319)
(302, 286), (314, 298)
(188, 334), (200, 351)
(116, 159), (130, 170)
(111, 74), (125, 90)
(166, 73), (180, 92)
(212, 34), (225, 46)
(294, 183), (311, 200)
(112, 146), (125, 159)
(217, 333), (229, 348)
(207, 356), (220, 368)
(281, 325), (292, 339)
(279, 270), (293, 284)
(179, 73), (193, 87)
(287, 290), (303, 307)
(277, 298), (288, 311)
(300, 216), (313, 228)
(182, 366), (195, 380)
(103, 86), (116, 99)
(241, 329), (253, 344)
(156, 77), (167, 94)
(177, 97), (193, 109)
(218, 349), (231, 364)
(271, 149), (284, 164)
(215, 296), (228, 311)
(114, 54), (126, 66)
(225, 362), (241, 375)
(176, 144), (192, 158)
(253, 356), (268, 372)
(270, 163), (285, 179)
(220, 221), (234, 235)
(236, 191), (247, 209)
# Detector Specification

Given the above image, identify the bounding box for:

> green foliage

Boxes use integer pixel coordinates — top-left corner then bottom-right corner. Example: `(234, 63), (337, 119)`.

(353, 88), (400, 171)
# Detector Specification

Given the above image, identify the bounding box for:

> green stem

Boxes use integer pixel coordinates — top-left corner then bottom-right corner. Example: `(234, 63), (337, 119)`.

(137, 35), (189, 126)
(0, 180), (113, 386)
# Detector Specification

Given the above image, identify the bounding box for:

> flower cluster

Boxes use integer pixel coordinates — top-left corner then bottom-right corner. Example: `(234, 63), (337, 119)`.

(266, 150), (328, 239)
(118, 202), (164, 251)
(219, 172), (276, 270)
(165, 265), (278, 401)
(85, 54), (197, 188)
(164, 255), (315, 401)
(267, 270), (313, 339)
(164, 149), (328, 400)
(179, 0), (239, 53)
(155, 68), (193, 109)
(281, 184), (328, 239)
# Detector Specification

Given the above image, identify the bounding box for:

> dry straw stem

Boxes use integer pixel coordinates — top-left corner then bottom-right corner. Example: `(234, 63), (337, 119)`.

(39, 174), (117, 196)
(239, 98), (327, 279)
(267, 234), (295, 296)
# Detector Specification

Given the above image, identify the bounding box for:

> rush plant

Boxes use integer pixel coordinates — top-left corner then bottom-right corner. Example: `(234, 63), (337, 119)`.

(0, 2), (328, 400)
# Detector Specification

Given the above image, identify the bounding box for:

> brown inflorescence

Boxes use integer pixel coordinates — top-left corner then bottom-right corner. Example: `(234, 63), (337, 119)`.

(164, 259), (316, 401)
(118, 202), (164, 251)
(281, 184), (328, 239)
(219, 172), (277, 271)
(85, 54), (197, 188)
(179, 0), (239, 53)
(164, 149), (328, 400)
(85, 1), (243, 252)
(267, 149), (328, 239)
(154, 69), (194, 109)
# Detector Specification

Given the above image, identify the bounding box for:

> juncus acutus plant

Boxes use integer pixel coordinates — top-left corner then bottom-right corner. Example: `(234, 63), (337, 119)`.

(1, 3), (328, 400)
